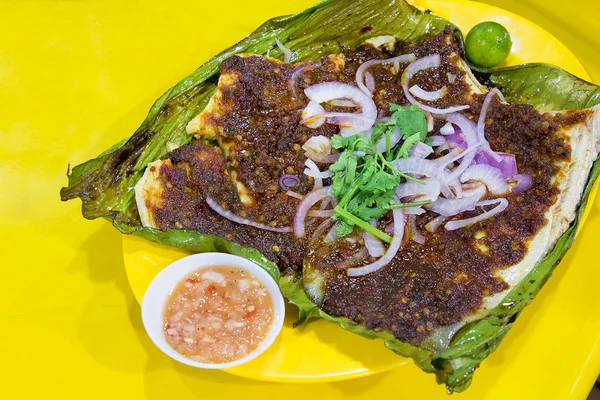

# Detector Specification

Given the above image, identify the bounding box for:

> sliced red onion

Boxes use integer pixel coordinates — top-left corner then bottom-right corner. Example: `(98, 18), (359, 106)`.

(426, 112), (434, 132)
(301, 101), (326, 128)
(286, 190), (304, 200)
(373, 126), (401, 153)
(206, 198), (292, 233)
(365, 72), (376, 94)
(477, 88), (503, 162)
(440, 112), (480, 182)
(447, 72), (456, 83)
(328, 99), (358, 107)
(434, 146), (462, 165)
(437, 143), (481, 197)
(444, 132), (467, 149)
(308, 209), (335, 218)
(275, 39), (293, 63)
(474, 151), (517, 179)
(322, 112), (375, 132)
(392, 157), (439, 177)
(440, 122), (455, 135)
(402, 55), (470, 114)
(305, 151), (339, 164)
(355, 53), (416, 96)
(408, 214), (426, 244)
(425, 215), (446, 233)
(364, 220), (385, 258)
(305, 82), (378, 122)
(409, 84), (446, 101)
(337, 248), (369, 269)
(279, 174), (300, 191)
(304, 159), (323, 189)
(409, 142), (434, 158)
(429, 135), (446, 147)
(510, 174), (533, 194)
(347, 208), (405, 277)
(311, 218), (334, 243)
(396, 178), (440, 202)
(452, 181), (463, 199)
(404, 206), (425, 215)
(293, 186), (332, 238)
(303, 167), (333, 179)
(460, 164), (509, 195)
(323, 222), (339, 243)
(289, 61), (321, 101)
(424, 184), (486, 216)
(445, 198), (508, 231)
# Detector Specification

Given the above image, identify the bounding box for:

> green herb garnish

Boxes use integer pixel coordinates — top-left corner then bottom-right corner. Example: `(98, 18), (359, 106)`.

(328, 103), (430, 242)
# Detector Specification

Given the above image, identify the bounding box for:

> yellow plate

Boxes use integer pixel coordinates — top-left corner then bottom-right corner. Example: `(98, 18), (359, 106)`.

(123, 0), (596, 384)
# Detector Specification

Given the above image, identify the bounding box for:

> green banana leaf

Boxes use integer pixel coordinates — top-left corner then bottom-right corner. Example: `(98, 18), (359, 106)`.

(60, 0), (600, 392)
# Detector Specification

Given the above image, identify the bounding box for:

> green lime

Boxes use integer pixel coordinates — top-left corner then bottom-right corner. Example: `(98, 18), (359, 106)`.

(465, 21), (512, 68)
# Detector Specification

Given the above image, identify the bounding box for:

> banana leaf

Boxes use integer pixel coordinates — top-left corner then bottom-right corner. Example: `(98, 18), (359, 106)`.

(60, 0), (600, 392)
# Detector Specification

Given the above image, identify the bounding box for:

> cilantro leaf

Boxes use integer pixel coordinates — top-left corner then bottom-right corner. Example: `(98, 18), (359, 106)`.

(390, 103), (427, 141)
(324, 103), (430, 243)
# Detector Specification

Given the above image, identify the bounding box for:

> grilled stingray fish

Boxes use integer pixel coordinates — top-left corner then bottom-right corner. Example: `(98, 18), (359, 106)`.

(133, 25), (599, 369)
(61, 0), (600, 392)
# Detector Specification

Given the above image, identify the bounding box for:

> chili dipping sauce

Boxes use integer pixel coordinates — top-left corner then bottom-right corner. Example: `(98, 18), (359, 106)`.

(163, 265), (274, 363)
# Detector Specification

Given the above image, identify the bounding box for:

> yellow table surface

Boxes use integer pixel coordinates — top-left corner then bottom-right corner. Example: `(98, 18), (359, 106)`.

(2, 0), (600, 398)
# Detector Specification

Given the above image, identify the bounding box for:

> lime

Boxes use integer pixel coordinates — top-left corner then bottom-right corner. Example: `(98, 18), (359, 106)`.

(465, 21), (512, 68)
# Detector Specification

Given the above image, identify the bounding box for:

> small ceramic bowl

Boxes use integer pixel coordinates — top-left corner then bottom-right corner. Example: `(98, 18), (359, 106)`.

(141, 252), (285, 369)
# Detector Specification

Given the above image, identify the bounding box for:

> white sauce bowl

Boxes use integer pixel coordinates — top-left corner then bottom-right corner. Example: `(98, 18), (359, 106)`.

(141, 252), (285, 369)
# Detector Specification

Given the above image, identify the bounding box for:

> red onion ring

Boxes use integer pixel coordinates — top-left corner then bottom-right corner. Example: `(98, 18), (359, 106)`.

(409, 84), (446, 101)
(460, 164), (509, 195)
(408, 214), (426, 244)
(365, 72), (376, 94)
(308, 209), (335, 218)
(206, 198), (292, 233)
(323, 222), (339, 243)
(303, 167), (333, 179)
(311, 218), (334, 243)
(396, 178), (440, 202)
(510, 174), (533, 194)
(477, 88), (503, 162)
(445, 198), (508, 231)
(473, 151), (518, 179)
(363, 220), (385, 258)
(392, 157), (439, 178)
(355, 53), (416, 96)
(279, 174), (300, 191)
(347, 208), (405, 277)
(409, 142), (434, 158)
(425, 215), (446, 233)
(337, 248), (369, 269)
(424, 184), (486, 216)
(293, 186), (332, 238)
(304, 159), (324, 190)
(401, 55), (470, 114)
(289, 61), (321, 101)
(305, 82), (378, 122)
(286, 190), (304, 200)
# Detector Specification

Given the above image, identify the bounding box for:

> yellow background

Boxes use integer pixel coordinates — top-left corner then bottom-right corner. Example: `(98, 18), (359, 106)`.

(2, 0), (600, 398)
